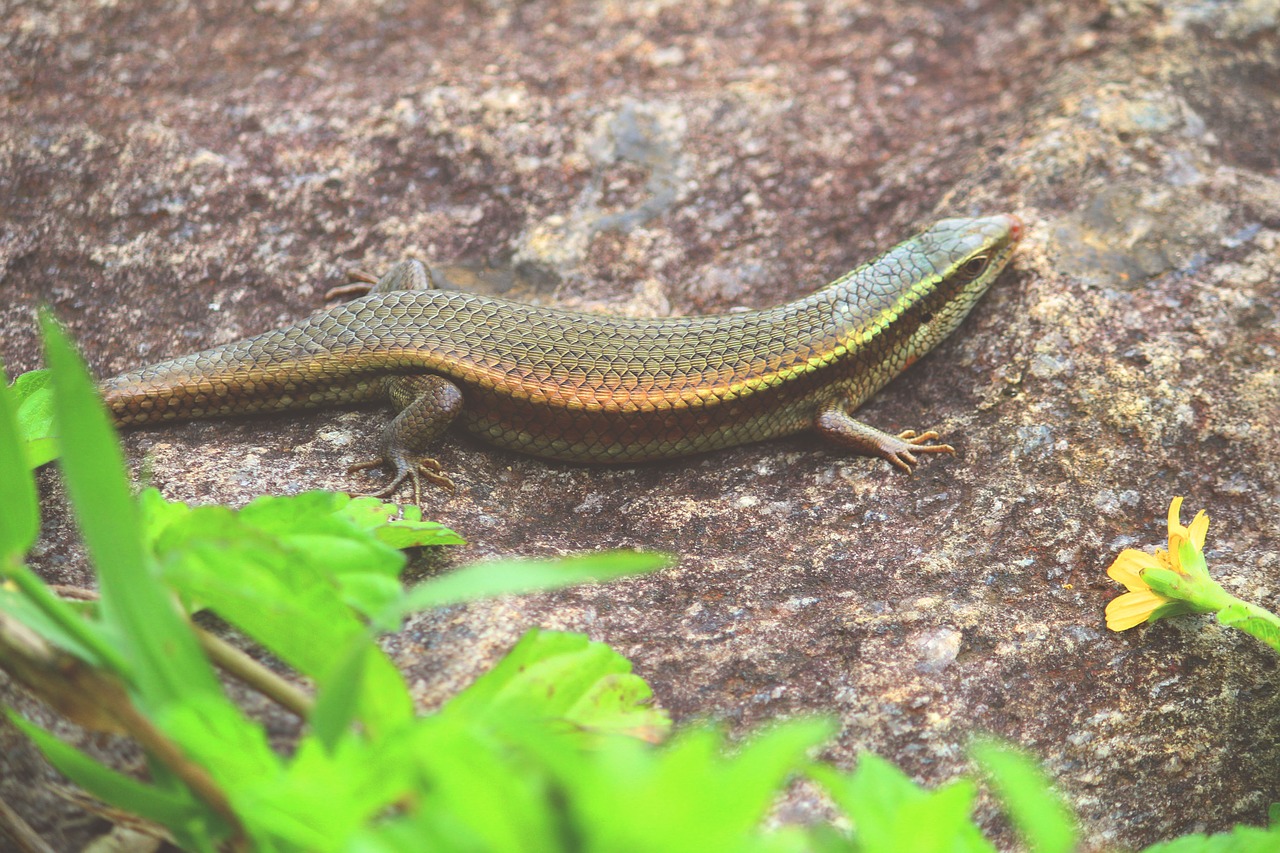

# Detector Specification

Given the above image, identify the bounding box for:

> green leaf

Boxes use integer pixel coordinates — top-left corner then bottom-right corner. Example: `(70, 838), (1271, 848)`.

(572, 720), (835, 852)
(1141, 825), (1280, 852)
(38, 316), (279, 801)
(154, 692), (281, 788)
(9, 368), (58, 469)
(138, 486), (195, 544)
(154, 504), (413, 734)
(362, 714), (834, 853)
(237, 492), (409, 618)
(385, 551), (669, 628)
(0, 577), (104, 665)
(336, 496), (466, 548)
(1217, 602), (1280, 653)
(444, 629), (670, 741)
(239, 733), (414, 850)
(972, 740), (1076, 853)
(357, 714), (562, 853)
(145, 490), (455, 623)
(0, 365), (39, 564)
(309, 635), (370, 752)
(41, 313), (221, 706)
(240, 492), (404, 576)
(8, 712), (225, 848)
(813, 754), (994, 853)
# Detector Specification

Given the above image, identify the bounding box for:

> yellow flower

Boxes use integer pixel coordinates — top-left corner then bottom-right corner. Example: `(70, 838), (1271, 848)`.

(1104, 497), (1208, 631)
(1165, 496), (1209, 570)
(1105, 549), (1173, 631)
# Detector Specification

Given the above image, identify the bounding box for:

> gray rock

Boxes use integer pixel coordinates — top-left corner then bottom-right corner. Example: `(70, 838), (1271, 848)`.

(2, 1), (1278, 849)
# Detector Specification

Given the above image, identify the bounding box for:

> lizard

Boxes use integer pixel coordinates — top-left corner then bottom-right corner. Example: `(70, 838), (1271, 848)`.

(100, 214), (1022, 502)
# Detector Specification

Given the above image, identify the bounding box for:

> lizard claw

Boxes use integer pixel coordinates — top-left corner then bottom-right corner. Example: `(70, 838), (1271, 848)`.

(347, 455), (456, 505)
(815, 407), (958, 475)
(878, 430), (955, 474)
(324, 269), (379, 301)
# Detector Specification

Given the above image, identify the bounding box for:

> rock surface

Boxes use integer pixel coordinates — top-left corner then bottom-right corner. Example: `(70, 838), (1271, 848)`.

(3, 0), (1279, 849)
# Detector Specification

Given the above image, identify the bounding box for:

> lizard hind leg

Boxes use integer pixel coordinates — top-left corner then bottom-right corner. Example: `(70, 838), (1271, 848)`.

(327, 259), (440, 300)
(347, 374), (464, 504)
(814, 403), (955, 474)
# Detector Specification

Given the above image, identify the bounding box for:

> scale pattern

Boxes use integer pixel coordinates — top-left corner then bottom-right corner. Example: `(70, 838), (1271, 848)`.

(102, 215), (1021, 463)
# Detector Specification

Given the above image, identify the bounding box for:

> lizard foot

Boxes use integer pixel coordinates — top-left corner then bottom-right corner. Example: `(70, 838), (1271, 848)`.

(327, 260), (437, 300)
(878, 430), (955, 474)
(324, 269), (379, 301)
(348, 455), (456, 505)
(815, 407), (958, 475)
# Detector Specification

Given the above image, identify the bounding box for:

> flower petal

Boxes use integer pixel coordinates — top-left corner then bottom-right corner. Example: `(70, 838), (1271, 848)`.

(1107, 550), (1162, 591)
(1106, 588), (1170, 631)
(1167, 496), (1187, 549)
(1188, 510), (1209, 551)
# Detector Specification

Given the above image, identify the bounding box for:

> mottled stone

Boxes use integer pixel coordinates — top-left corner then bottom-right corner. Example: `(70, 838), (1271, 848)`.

(2, 1), (1278, 851)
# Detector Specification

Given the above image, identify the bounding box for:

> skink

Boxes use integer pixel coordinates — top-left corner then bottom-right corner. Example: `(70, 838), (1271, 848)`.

(101, 214), (1022, 501)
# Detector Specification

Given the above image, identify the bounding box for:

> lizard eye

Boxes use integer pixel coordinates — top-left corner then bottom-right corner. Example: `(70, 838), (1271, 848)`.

(958, 255), (990, 280)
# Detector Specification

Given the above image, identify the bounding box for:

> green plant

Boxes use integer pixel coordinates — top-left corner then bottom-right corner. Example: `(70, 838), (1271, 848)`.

(2, 318), (1277, 851)
(1, 316), (671, 850)
(1105, 498), (1280, 651)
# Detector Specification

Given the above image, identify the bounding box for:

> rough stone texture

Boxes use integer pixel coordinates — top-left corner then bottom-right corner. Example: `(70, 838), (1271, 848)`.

(3, 0), (1279, 849)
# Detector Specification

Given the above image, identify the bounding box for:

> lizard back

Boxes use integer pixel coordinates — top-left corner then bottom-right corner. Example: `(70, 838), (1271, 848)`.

(102, 215), (1019, 461)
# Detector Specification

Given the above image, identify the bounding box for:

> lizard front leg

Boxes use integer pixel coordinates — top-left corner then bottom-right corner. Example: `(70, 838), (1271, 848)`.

(348, 374), (463, 504)
(814, 403), (954, 474)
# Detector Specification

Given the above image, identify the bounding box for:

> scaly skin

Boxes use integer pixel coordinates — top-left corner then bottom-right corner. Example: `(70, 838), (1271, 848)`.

(101, 215), (1022, 500)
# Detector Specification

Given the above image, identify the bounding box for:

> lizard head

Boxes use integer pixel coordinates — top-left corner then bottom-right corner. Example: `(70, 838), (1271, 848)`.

(900, 214), (1022, 361)
(839, 214), (1022, 373)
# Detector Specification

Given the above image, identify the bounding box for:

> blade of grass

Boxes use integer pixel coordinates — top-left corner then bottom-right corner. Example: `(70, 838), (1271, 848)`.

(40, 312), (219, 705)
(9, 713), (215, 832)
(972, 740), (1076, 853)
(0, 569), (127, 672)
(383, 551), (669, 628)
(2, 365), (127, 672)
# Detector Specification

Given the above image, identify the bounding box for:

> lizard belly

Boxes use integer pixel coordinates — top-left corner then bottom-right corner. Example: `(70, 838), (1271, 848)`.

(453, 374), (831, 463)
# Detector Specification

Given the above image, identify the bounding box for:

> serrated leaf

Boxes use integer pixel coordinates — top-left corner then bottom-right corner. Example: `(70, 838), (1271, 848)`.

(354, 714), (561, 853)
(155, 692), (281, 786)
(570, 720), (835, 852)
(235, 492), (412, 619)
(239, 492), (405, 578)
(815, 753), (994, 853)
(444, 629), (670, 741)
(0, 364), (39, 562)
(309, 635), (369, 751)
(139, 486), (195, 545)
(10, 369), (58, 469)
(240, 734), (413, 850)
(336, 496), (465, 548)
(155, 505), (412, 734)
